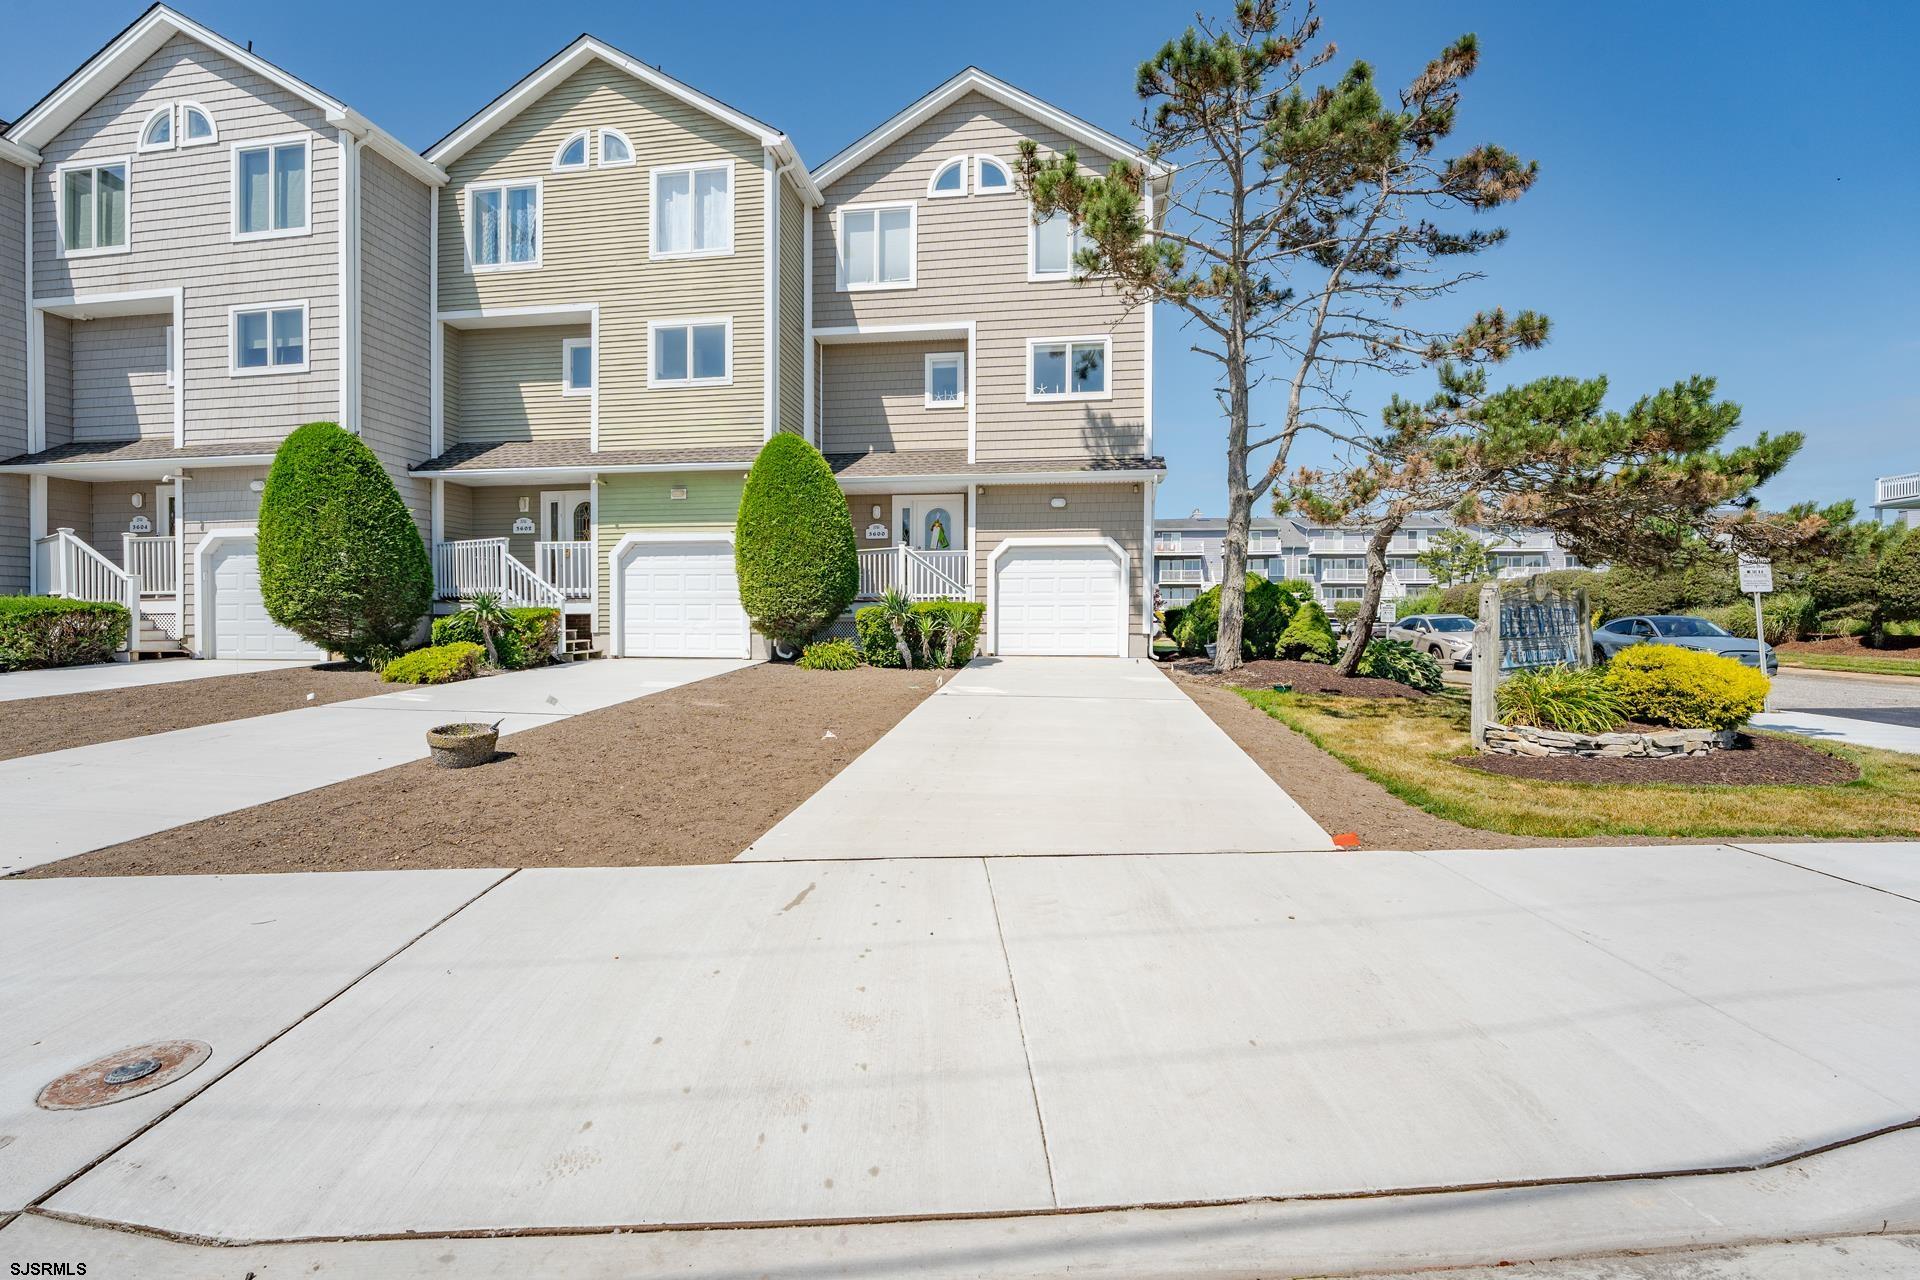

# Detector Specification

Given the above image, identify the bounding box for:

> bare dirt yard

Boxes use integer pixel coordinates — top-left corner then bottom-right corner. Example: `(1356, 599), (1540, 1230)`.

(22, 663), (936, 877)
(0, 663), (385, 762)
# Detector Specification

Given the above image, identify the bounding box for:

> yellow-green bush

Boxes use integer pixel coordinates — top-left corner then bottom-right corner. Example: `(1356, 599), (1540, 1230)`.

(1602, 644), (1768, 731)
(381, 641), (484, 685)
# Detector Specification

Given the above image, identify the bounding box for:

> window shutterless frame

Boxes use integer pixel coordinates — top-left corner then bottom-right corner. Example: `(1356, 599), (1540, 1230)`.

(646, 316), (733, 388)
(227, 300), (310, 376)
(598, 127), (635, 168)
(179, 101), (218, 146)
(138, 105), (175, 152)
(924, 351), (965, 409)
(561, 335), (593, 396)
(464, 178), (542, 272)
(230, 135), (312, 241)
(649, 159), (734, 260)
(974, 154), (1014, 194)
(1025, 335), (1112, 402)
(1027, 205), (1080, 280)
(834, 201), (916, 291)
(927, 156), (968, 198)
(53, 158), (132, 258)
(552, 130), (590, 172)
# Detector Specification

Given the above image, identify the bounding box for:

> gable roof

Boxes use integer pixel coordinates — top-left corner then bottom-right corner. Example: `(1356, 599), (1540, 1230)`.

(2, 4), (443, 186)
(426, 35), (819, 204)
(812, 66), (1171, 192)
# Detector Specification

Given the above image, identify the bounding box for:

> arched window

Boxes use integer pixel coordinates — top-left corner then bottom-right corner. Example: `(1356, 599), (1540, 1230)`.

(553, 130), (589, 172)
(927, 155), (967, 198)
(598, 127), (634, 168)
(974, 154), (1012, 193)
(179, 102), (216, 145)
(139, 106), (173, 151)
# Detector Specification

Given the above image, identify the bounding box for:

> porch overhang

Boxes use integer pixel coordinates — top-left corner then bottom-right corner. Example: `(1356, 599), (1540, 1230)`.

(827, 449), (1165, 494)
(411, 441), (760, 485)
(0, 440), (276, 483)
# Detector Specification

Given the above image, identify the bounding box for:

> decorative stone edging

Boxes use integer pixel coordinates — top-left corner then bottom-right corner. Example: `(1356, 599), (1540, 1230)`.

(1482, 722), (1738, 759)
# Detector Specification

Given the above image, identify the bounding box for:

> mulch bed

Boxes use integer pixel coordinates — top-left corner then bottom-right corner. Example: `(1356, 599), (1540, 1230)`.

(1169, 657), (1431, 700)
(1778, 636), (1920, 661)
(0, 663), (386, 762)
(20, 663), (936, 878)
(1454, 733), (1861, 787)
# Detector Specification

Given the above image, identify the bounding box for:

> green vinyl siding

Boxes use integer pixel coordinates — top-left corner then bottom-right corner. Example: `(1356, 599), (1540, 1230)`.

(593, 470), (744, 633)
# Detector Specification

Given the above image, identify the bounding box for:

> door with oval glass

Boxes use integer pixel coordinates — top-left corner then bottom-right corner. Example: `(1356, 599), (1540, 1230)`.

(539, 490), (593, 599)
(898, 493), (964, 551)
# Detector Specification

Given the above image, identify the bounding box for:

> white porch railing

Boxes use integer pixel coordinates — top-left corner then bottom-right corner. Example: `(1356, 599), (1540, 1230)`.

(1157, 568), (1205, 585)
(122, 534), (179, 595)
(857, 546), (970, 601)
(535, 541), (594, 599)
(35, 528), (137, 649)
(432, 538), (565, 608)
(1877, 472), (1920, 506)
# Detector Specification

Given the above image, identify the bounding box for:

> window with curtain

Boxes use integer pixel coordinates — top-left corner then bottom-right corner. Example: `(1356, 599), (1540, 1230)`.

(839, 204), (913, 288)
(60, 163), (128, 253)
(651, 319), (730, 386)
(653, 162), (732, 257)
(598, 129), (633, 167)
(468, 181), (539, 268)
(234, 140), (307, 237)
(231, 305), (306, 373)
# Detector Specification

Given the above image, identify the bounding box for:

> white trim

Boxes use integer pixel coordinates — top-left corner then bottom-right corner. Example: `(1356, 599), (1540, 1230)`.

(229, 134), (313, 242)
(138, 105), (176, 153)
(178, 101), (218, 147)
(965, 321), (977, 463)
(463, 177), (543, 273)
(973, 153), (1014, 195)
(227, 300), (311, 376)
(163, 322), (176, 387)
(647, 315), (734, 389)
(812, 321), (970, 344)
(763, 149), (777, 441)
(588, 472), (601, 630)
(1141, 479), (1155, 640)
(24, 165), (39, 452)
(192, 524), (309, 660)
(0, 453), (277, 478)
(588, 305), (601, 449)
(802, 202), (815, 445)
(1027, 204), (1078, 281)
(1026, 335), (1112, 402)
(924, 351), (965, 409)
(926, 155), (968, 199)
(649, 159), (735, 261)
(53, 156), (132, 258)
(338, 131), (361, 432)
(435, 302), (595, 326)
(606, 530), (749, 659)
(597, 127), (635, 169)
(986, 536), (1130, 658)
(1142, 182), (1155, 457)
(406, 460), (754, 481)
(834, 201), (917, 292)
(551, 129), (591, 173)
(561, 335), (593, 397)
(539, 488), (593, 545)
(27, 476), (48, 593)
(837, 467), (1161, 493)
(428, 195), (442, 453)
(431, 478), (445, 544)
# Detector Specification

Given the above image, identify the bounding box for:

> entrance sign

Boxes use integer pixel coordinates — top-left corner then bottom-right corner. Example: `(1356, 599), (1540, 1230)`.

(1470, 579), (1594, 748)
(1738, 557), (1774, 594)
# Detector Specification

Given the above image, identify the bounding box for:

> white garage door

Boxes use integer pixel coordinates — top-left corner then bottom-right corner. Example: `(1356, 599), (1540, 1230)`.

(994, 544), (1124, 657)
(208, 538), (325, 661)
(620, 540), (749, 658)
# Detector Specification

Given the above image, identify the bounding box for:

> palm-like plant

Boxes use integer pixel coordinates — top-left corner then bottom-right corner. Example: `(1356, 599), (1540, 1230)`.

(936, 601), (967, 667)
(917, 605), (950, 669)
(878, 589), (915, 669)
(463, 591), (512, 668)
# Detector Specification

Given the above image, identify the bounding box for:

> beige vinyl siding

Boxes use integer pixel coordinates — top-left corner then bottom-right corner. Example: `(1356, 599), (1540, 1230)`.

(437, 61), (766, 452)
(452, 326), (591, 445)
(32, 33), (340, 447)
(467, 486), (547, 566)
(46, 477), (91, 537)
(179, 467), (266, 647)
(440, 481), (475, 542)
(813, 92), (1146, 464)
(442, 327), (463, 435)
(357, 147), (433, 530)
(594, 470), (744, 635)
(820, 340), (967, 453)
(43, 315), (73, 447)
(0, 160), (25, 590)
(777, 181), (806, 435)
(846, 494), (895, 549)
(974, 483), (1148, 634)
(71, 315), (172, 441)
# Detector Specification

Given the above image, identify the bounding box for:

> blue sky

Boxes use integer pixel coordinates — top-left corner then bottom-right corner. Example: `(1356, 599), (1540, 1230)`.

(9, 1), (1915, 521)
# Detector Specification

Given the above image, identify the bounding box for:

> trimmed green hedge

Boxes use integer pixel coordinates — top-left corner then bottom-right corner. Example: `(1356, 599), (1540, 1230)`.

(258, 422), (433, 665)
(1171, 576), (1296, 659)
(736, 434), (860, 647)
(380, 641), (484, 685)
(431, 607), (559, 670)
(0, 597), (130, 670)
(797, 638), (861, 670)
(855, 600), (985, 668)
(1604, 644), (1767, 731)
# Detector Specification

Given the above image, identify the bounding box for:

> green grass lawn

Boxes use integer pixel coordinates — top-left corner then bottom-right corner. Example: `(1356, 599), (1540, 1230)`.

(1777, 651), (1920, 678)
(1239, 687), (1920, 840)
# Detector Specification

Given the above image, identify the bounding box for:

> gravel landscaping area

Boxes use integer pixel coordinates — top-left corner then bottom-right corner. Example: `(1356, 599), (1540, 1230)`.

(0, 663), (386, 762)
(21, 663), (935, 877)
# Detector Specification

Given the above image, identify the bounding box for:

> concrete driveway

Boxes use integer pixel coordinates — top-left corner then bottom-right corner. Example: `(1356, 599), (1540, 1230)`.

(742, 657), (1332, 859)
(0, 658), (751, 875)
(0, 658), (315, 702)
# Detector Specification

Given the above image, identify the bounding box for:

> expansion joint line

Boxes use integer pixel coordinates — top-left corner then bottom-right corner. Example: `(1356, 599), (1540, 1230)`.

(982, 857), (1060, 1208)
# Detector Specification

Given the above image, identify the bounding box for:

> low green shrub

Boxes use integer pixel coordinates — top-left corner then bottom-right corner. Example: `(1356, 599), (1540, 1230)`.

(1274, 598), (1337, 662)
(0, 597), (130, 670)
(431, 607), (560, 669)
(1396, 588), (1449, 617)
(1602, 644), (1767, 731)
(1690, 592), (1816, 644)
(797, 638), (861, 670)
(1172, 576), (1295, 659)
(1355, 639), (1444, 693)
(380, 641), (484, 685)
(1160, 605), (1186, 642)
(1496, 665), (1627, 735)
(854, 599), (984, 668)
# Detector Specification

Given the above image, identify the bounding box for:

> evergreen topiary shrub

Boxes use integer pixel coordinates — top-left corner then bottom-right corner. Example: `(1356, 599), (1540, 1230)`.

(432, 607), (560, 669)
(1275, 598), (1337, 662)
(258, 422), (432, 665)
(1871, 530), (1920, 646)
(735, 434), (859, 648)
(380, 641), (484, 685)
(0, 597), (130, 670)
(1355, 639), (1444, 692)
(1602, 644), (1768, 731)
(1173, 576), (1295, 659)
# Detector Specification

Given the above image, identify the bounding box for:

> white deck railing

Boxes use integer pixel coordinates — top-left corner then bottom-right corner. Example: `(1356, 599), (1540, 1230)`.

(857, 546), (970, 601)
(1878, 472), (1920, 506)
(35, 529), (137, 648)
(1157, 568), (1205, 585)
(535, 541), (594, 599)
(432, 538), (565, 608)
(122, 534), (179, 595)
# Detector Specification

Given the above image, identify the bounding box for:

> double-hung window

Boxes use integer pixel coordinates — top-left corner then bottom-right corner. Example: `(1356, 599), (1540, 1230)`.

(838, 203), (914, 290)
(562, 336), (593, 396)
(230, 302), (307, 375)
(652, 161), (732, 258)
(59, 161), (129, 255)
(1028, 337), (1109, 401)
(1030, 208), (1079, 279)
(924, 352), (965, 408)
(468, 180), (540, 270)
(233, 138), (309, 239)
(649, 317), (731, 388)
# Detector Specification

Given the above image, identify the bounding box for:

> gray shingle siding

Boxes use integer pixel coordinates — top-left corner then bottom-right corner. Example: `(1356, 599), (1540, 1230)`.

(356, 145), (433, 530)
(0, 159), (26, 591)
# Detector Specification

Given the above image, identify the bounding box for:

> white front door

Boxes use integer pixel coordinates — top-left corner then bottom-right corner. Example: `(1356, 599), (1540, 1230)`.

(619, 539), (748, 658)
(208, 537), (324, 661)
(541, 490), (592, 542)
(898, 493), (965, 551)
(994, 544), (1124, 657)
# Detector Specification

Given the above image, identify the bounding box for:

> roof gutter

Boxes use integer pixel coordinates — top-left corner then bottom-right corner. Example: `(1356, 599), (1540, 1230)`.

(0, 136), (41, 167)
(327, 107), (447, 187)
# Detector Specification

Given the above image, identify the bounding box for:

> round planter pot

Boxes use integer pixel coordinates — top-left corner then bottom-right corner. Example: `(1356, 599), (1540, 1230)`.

(426, 722), (500, 769)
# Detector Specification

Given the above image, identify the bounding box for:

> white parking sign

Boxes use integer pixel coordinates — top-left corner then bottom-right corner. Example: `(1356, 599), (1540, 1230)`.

(1738, 557), (1773, 594)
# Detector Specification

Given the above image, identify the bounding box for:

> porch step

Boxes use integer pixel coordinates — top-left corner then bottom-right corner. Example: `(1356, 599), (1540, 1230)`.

(559, 617), (601, 661)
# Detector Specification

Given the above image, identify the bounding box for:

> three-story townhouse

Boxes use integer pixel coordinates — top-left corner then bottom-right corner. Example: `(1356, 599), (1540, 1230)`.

(411, 37), (815, 659)
(0, 5), (442, 658)
(809, 70), (1170, 657)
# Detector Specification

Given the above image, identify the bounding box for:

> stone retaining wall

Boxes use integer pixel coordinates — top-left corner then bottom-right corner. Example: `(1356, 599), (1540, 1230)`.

(1483, 722), (1738, 759)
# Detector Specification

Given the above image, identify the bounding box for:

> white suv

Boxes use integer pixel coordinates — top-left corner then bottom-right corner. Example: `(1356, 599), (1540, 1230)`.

(1388, 614), (1476, 666)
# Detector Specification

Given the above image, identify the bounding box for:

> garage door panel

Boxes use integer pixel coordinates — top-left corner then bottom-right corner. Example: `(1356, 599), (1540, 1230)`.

(207, 539), (324, 662)
(621, 541), (748, 658)
(994, 546), (1124, 657)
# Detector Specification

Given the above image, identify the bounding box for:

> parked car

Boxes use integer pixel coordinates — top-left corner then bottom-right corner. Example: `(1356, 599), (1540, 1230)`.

(1389, 614), (1476, 667)
(1593, 615), (1778, 675)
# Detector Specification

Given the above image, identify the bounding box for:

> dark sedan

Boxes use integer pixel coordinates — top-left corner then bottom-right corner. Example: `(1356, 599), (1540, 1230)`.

(1593, 615), (1778, 675)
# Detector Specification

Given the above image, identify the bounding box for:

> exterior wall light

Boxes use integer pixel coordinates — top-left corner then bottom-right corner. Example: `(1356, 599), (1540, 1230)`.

(1050, 496), (1067, 509)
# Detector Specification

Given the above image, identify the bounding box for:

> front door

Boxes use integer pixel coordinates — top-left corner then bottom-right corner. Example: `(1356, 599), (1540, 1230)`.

(541, 490), (592, 543)
(898, 493), (964, 551)
(539, 490), (593, 598)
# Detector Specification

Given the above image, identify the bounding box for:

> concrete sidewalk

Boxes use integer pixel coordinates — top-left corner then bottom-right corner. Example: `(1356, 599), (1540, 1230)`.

(1749, 708), (1920, 754)
(742, 657), (1332, 859)
(0, 658), (750, 874)
(0, 658), (314, 702)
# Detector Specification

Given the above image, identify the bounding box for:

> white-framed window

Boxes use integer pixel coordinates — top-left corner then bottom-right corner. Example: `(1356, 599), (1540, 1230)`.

(924, 352), (965, 409)
(598, 127), (634, 168)
(228, 302), (308, 376)
(180, 102), (217, 146)
(232, 136), (310, 240)
(164, 323), (175, 388)
(648, 316), (732, 388)
(139, 106), (174, 152)
(552, 130), (589, 172)
(975, 154), (1013, 194)
(836, 202), (915, 290)
(467, 179), (541, 270)
(651, 160), (733, 259)
(56, 159), (130, 257)
(562, 336), (593, 396)
(1029, 207), (1080, 279)
(927, 156), (967, 198)
(1027, 336), (1110, 401)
